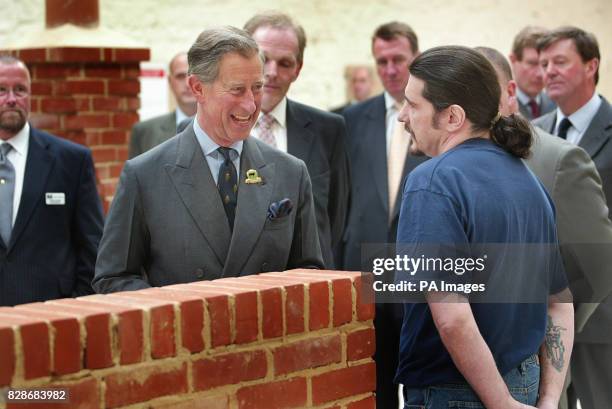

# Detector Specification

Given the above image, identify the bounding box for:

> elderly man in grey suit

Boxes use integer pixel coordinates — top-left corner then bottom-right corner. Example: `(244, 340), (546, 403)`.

(93, 26), (324, 293)
(509, 26), (556, 120)
(128, 52), (196, 158)
(532, 26), (612, 409)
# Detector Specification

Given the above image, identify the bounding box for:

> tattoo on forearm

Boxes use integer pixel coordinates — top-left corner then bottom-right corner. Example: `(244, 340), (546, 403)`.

(545, 314), (567, 372)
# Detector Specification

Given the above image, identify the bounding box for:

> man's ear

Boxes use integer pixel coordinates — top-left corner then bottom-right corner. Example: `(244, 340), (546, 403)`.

(188, 75), (206, 103)
(446, 104), (466, 132)
(294, 61), (304, 80)
(585, 58), (599, 81)
(509, 53), (518, 64)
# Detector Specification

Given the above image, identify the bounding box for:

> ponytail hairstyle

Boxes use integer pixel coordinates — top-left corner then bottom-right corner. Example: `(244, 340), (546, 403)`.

(409, 46), (532, 158)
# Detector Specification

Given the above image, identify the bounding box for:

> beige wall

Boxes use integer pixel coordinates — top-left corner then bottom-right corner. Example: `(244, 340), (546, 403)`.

(2, 0), (611, 110)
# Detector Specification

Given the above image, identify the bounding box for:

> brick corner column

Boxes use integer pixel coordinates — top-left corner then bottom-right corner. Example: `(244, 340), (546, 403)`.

(0, 46), (150, 212)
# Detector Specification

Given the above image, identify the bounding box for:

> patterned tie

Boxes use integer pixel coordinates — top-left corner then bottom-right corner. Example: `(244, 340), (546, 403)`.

(217, 147), (238, 231)
(528, 99), (540, 118)
(387, 102), (410, 221)
(0, 143), (16, 246)
(557, 117), (572, 140)
(257, 113), (277, 148)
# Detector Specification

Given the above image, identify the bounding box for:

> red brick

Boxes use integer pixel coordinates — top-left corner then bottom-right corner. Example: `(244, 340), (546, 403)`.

(260, 288), (282, 338)
(57, 79), (105, 95)
(30, 81), (53, 95)
(99, 130), (127, 144)
(91, 147), (117, 162)
(109, 162), (124, 178)
(65, 131), (87, 146)
(29, 97), (40, 112)
(0, 326), (15, 385)
(92, 96), (123, 111)
(309, 281), (330, 330)
(5, 377), (100, 409)
(108, 79), (140, 96)
(274, 334), (341, 375)
(105, 362), (188, 408)
(117, 146), (128, 161)
(237, 377), (307, 409)
(16, 48), (47, 62)
(333, 278), (353, 326)
(12, 305), (81, 375)
(112, 112), (139, 129)
(126, 97), (140, 110)
(43, 300), (114, 369)
(0, 313), (50, 379)
(29, 113), (59, 130)
(347, 396), (376, 409)
(113, 48), (150, 62)
(252, 276), (306, 334)
(101, 181), (117, 197)
(85, 131), (102, 145)
(347, 327), (375, 361)
(33, 64), (81, 79)
(355, 275), (375, 321)
(41, 97), (77, 114)
(101, 293), (176, 359)
(85, 64), (123, 78)
(311, 362), (376, 404)
(193, 350), (266, 391)
(72, 296), (145, 365)
(64, 113), (110, 130)
(151, 394), (229, 409)
(75, 97), (91, 111)
(127, 288), (205, 354)
(48, 47), (102, 63)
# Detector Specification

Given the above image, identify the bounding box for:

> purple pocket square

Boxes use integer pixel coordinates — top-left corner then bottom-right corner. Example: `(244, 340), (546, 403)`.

(267, 198), (293, 220)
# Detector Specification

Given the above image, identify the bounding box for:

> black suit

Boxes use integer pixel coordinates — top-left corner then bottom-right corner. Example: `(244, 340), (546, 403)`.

(286, 99), (350, 269)
(342, 94), (427, 408)
(0, 127), (104, 306)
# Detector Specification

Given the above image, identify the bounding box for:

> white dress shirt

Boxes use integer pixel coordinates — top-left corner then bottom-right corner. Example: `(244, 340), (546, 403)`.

(175, 107), (189, 127)
(554, 92), (602, 145)
(385, 92), (403, 155)
(252, 97), (288, 153)
(1, 122), (29, 226)
(516, 87), (542, 107)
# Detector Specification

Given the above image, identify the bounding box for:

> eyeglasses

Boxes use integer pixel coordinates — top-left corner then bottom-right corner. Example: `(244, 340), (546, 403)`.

(0, 85), (30, 99)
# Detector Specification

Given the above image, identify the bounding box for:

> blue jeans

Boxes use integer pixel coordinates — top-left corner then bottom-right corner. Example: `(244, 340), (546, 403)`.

(403, 355), (540, 408)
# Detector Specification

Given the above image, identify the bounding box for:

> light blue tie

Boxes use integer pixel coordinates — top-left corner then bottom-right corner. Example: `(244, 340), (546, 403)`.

(0, 143), (15, 246)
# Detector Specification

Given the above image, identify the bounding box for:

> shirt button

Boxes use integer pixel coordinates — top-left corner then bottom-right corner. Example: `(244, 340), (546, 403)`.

(261, 262), (268, 271)
(195, 268), (205, 279)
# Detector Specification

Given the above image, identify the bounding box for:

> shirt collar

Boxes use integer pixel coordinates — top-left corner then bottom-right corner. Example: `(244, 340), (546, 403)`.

(192, 117), (243, 157)
(2, 122), (30, 157)
(259, 97), (287, 128)
(384, 92), (401, 112)
(515, 87), (540, 106)
(175, 107), (189, 126)
(556, 92), (601, 134)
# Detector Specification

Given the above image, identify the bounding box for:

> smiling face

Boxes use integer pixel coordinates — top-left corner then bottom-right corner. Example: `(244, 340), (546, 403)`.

(398, 76), (444, 157)
(251, 26), (302, 113)
(372, 35), (417, 102)
(540, 38), (598, 114)
(0, 62), (31, 140)
(190, 52), (264, 147)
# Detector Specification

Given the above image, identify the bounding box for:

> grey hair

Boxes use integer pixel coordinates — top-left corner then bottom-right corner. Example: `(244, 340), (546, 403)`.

(0, 55), (23, 66)
(188, 26), (262, 83)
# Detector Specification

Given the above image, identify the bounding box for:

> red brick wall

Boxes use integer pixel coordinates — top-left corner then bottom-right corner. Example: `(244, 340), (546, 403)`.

(1, 47), (150, 212)
(0, 270), (376, 409)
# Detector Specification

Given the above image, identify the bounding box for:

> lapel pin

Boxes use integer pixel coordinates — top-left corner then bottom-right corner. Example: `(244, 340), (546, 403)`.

(245, 169), (263, 184)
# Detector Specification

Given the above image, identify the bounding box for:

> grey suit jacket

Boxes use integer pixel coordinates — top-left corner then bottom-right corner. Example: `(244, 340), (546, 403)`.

(341, 94), (427, 271)
(128, 112), (176, 158)
(93, 126), (324, 293)
(525, 128), (612, 337)
(518, 91), (556, 120)
(286, 99), (350, 269)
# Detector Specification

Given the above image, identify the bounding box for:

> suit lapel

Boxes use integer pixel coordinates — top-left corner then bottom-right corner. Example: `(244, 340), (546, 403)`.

(156, 112), (177, 145)
(8, 128), (54, 252)
(165, 127), (231, 265)
(579, 97), (612, 158)
(223, 138), (274, 276)
(286, 100), (315, 162)
(363, 95), (389, 215)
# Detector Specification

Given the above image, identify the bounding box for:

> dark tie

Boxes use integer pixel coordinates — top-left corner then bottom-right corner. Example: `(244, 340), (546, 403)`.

(528, 99), (540, 118)
(0, 143), (16, 246)
(557, 117), (572, 140)
(217, 147), (238, 231)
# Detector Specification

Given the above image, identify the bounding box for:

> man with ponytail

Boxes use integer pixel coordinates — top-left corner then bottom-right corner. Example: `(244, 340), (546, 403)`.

(394, 46), (573, 409)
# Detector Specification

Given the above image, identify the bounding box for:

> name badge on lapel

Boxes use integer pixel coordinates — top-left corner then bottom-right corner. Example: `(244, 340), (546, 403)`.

(46, 192), (65, 205)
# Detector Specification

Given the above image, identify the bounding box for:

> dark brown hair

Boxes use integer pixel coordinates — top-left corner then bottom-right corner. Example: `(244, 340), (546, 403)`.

(410, 46), (532, 158)
(244, 11), (307, 64)
(372, 21), (419, 54)
(511, 26), (548, 60)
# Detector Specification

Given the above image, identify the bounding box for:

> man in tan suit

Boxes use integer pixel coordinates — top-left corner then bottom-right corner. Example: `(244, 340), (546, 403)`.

(478, 46), (612, 409)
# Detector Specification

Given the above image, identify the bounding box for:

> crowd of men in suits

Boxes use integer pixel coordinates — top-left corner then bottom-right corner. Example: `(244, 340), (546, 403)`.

(1, 10), (611, 409)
